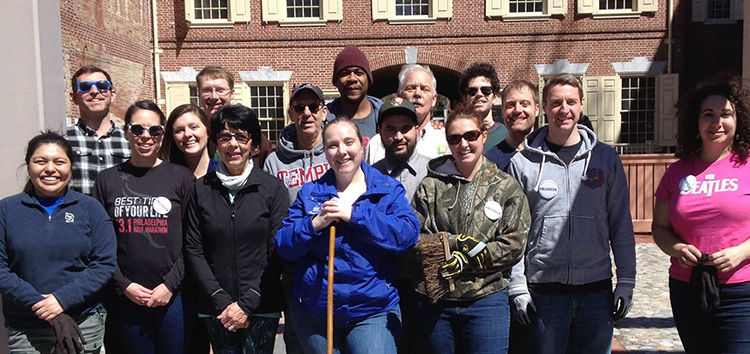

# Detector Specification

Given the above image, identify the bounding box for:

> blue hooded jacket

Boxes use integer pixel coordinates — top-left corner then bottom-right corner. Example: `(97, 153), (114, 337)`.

(275, 161), (418, 324)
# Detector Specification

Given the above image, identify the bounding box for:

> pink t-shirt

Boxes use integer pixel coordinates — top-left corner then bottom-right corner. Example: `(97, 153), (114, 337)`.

(655, 152), (750, 284)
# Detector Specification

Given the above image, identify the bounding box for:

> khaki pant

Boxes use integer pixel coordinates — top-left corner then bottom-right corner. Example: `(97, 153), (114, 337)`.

(7, 308), (106, 354)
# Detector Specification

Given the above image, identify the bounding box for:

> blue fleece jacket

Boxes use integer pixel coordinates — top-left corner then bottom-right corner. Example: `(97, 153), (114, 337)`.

(0, 189), (116, 329)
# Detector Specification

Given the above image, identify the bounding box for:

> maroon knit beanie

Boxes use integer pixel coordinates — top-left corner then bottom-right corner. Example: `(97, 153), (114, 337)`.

(331, 45), (373, 86)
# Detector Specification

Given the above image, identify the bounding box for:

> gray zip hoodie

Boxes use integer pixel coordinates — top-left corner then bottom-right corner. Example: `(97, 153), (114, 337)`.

(507, 125), (635, 296)
(263, 124), (330, 203)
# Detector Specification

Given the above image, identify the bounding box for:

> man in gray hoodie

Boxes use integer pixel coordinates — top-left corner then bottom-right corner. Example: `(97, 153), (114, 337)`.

(263, 83), (330, 354)
(507, 74), (636, 354)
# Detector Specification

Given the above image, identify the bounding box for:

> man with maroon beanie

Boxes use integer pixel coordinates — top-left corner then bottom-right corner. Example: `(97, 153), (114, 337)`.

(326, 45), (383, 147)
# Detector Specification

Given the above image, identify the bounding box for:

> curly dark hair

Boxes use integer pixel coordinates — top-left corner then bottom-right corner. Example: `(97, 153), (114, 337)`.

(458, 62), (500, 98)
(675, 77), (750, 165)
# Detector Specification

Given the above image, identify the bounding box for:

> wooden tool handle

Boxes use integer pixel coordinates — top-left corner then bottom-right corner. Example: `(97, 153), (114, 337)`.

(440, 233), (456, 292)
(327, 225), (336, 354)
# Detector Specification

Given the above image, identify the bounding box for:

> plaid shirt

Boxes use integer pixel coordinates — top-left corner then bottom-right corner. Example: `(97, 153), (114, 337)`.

(66, 120), (131, 195)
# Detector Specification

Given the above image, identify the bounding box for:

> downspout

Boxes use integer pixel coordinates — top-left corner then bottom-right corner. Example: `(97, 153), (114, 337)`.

(667, 0), (673, 74)
(152, 0), (164, 105)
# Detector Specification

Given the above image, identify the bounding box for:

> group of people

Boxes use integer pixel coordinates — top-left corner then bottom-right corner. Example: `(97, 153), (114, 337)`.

(0, 43), (747, 354)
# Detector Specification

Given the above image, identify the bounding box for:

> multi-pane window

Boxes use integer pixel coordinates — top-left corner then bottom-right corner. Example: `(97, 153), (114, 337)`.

(599, 0), (633, 10)
(189, 86), (200, 106)
(620, 77), (655, 144)
(509, 0), (543, 13)
(286, 0), (321, 18)
(395, 0), (429, 15)
(250, 86), (285, 144)
(194, 0), (228, 20)
(707, 0), (732, 19)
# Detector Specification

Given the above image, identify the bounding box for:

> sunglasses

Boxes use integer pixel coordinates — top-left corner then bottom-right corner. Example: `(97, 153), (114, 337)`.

(292, 103), (323, 113)
(446, 130), (482, 145)
(465, 86), (493, 97)
(216, 131), (251, 144)
(76, 80), (112, 93)
(128, 124), (165, 138)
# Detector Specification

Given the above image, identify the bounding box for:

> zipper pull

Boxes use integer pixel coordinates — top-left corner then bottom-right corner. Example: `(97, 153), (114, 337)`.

(231, 209), (236, 219)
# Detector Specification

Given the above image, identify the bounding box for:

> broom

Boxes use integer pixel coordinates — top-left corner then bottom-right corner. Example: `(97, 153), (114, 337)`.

(327, 225), (336, 354)
(417, 232), (455, 303)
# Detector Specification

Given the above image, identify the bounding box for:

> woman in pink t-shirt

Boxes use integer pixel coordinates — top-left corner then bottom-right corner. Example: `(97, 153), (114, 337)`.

(653, 78), (750, 354)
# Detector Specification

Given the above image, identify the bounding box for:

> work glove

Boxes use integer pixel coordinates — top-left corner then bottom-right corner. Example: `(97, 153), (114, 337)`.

(612, 283), (634, 321)
(456, 234), (491, 270)
(511, 294), (536, 326)
(439, 251), (468, 280)
(50, 313), (86, 354)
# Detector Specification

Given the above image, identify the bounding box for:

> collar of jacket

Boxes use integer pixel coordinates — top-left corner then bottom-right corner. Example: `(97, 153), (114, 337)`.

(310, 160), (394, 199)
(426, 155), (500, 185)
(205, 164), (264, 192)
(21, 187), (81, 209)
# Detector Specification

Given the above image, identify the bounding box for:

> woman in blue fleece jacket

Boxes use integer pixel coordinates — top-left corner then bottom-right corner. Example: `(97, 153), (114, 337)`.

(0, 132), (117, 353)
(275, 117), (419, 354)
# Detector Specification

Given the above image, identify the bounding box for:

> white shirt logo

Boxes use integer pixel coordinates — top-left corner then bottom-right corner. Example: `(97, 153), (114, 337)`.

(65, 212), (75, 223)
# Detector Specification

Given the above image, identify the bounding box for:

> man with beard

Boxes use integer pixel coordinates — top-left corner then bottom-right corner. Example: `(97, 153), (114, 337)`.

(326, 45), (382, 147)
(371, 97), (429, 354)
(485, 80), (539, 172)
(458, 62), (507, 150)
(365, 64), (449, 164)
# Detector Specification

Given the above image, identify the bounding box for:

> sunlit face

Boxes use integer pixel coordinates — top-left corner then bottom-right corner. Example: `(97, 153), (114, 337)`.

(463, 76), (496, 117)
(335, 66), (369, 102)
(698, 94), (736, 149)
(172, 112), (208, 158)
(502, 87), (538, 137)
(198, 77), (234, 117)
(324, 122), (363, 176)
(126, 109), (164, 163)
(543, 84), (583, 136)
(400, 70), (437, 123)
(216, 125), (252, 176)
(446, 118), (487, 172)
(380, 115), (418, 163)
(28, 144), (72, 198)
(71, 72), (116, 118)
(290, 91), (327, 140)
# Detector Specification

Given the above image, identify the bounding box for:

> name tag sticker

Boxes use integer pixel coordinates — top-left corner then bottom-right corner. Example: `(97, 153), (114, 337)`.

(539, 180), (558, 200)
(153, 196), (172, 215)
(679, 175), (697, 192)
(484, 201), (503, 221)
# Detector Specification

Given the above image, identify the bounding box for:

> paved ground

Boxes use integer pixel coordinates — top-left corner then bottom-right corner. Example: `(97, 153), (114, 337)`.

(273, 239), (686, 354)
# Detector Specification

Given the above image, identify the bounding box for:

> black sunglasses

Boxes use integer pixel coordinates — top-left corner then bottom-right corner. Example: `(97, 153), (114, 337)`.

(446, 130), (482, 145)
(128, 124), (165, 138)
(292, 103), (323, 113)
(76, 80), (112, 93)
(465, 86), (493, 97)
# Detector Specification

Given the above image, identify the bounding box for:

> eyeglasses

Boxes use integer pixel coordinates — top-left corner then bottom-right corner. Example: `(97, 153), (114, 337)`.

(128, 124), (165, 138)
(446, 130), (482, 145)
(216, 131), (251, 144)
(465, 86), (493, 97)
(292, 103), (323, 113)
(200, 87), (231, 96)
(76, 80), (112, 93)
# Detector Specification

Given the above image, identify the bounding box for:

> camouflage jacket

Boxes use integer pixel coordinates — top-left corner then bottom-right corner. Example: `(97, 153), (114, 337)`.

(413, 155), (530, 300)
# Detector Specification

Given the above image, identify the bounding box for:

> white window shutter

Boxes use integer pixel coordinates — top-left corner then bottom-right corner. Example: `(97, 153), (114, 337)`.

(578, 0), (597, 14)
(547, 0), (568, 15)
(166, 84), (191, 115)
(583, 76), (621, 144)
(372, 0), (393, 20)
(434, 0), (453, 19)
(583, 77), (602, 135)
(637, 0), (658, 12)
(322, 0), (344, 21)
(693, 0), (707, 21)
(185, 2), (195, 22)
(261, 0), (284, 22)
(657, 74), (679, 147)
(230, 0), (252, 22)
(734, 0), (744, 20)
(486, 0), (508, 17)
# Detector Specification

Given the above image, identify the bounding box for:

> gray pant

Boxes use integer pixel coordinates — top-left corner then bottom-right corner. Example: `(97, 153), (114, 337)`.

(7, 309), (106, 354)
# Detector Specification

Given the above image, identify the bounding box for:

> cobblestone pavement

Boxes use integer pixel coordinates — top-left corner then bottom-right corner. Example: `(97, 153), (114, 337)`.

(614, 242), (685, 353)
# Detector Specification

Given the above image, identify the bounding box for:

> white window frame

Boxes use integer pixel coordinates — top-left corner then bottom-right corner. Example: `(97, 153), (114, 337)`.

(185, 0), (251, 28)
(577, 0), (657, 18)
(239, 67), (293, 145)
(261, 0), (343, 26)
(485, 0), (567, 21)
(693, 0), (743, 23)
(372, 0), (453, 24)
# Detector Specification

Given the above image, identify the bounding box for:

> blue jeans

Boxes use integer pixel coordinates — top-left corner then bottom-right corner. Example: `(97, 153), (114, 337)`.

(530, 289), (613, 354)
(104, 293), (188, 354)
(290, 301), (401, 354)
(670, 278), (750, 354)
(413, 290), (511, 354)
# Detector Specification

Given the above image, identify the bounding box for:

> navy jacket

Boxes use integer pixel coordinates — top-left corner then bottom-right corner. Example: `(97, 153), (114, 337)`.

(0, 189), (116, 328)
(275, 162), (419, 324)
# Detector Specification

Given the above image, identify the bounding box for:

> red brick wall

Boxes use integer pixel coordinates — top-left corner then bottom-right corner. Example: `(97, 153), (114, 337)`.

(60, 0), (155, 122)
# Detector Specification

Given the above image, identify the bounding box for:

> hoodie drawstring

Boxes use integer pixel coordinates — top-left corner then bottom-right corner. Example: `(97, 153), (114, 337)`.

(448, 181), (461, 210)
(581, 150), (592, 181)
(533, 155), (547, 192)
